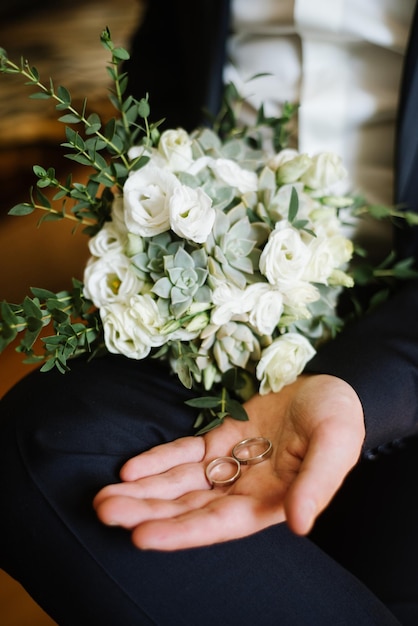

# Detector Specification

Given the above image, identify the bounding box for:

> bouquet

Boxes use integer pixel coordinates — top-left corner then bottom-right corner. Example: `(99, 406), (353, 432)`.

(1, 30), (417, 432)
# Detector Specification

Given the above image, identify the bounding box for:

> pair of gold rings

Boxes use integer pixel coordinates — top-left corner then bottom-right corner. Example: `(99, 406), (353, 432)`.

(205, 437), (273, 488)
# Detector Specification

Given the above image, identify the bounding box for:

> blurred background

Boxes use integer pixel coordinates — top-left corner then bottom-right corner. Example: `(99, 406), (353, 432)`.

(0, 0), (143, 623)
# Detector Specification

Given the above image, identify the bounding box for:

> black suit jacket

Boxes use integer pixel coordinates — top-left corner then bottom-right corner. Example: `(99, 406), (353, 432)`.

(128, 0), (418, 451)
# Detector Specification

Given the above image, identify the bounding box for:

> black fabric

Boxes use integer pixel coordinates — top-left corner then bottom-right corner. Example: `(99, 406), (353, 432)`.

(125, 0), (231, 130)
(0, 356), (405, 625)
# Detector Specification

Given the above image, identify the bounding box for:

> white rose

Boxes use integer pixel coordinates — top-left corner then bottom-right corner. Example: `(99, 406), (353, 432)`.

(303, 236), (338, 284)
(100, 297), (164, 361)
(210, 158), (258, 194)
(300, 152), (347, 192)
(158, 128), (193, 172)
(256, 332), (316, 394)
(211, 283), (250, 326)
(123, 164), (179, 237)
(276, 154), (312, 184)
(88, 221), (125, 257)
(246, 283), (284, 336)
(83, 252), (143, 307)
(282, 281), (320, 309)
(169, 184), (215, 243)
(101, 303), (148, 359)
(267, 148), (300, 171)
(129, 293), (167, 344)
(259, 221), (311, 291)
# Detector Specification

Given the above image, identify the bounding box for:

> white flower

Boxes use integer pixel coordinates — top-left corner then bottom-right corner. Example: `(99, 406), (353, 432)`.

(158, 128), (193, 172)
(211, 282), (284, 336)
(209, 158), (258, 194)
(100, 295), (166, 361)
(267, 148), (300, 171)
(259, 221), (312, 291)
(256, 332), (316, 394)
(301, 152), (347, 192)
(303, 236), (339, 284)
(88, 221), (125, 257)
(282, 282), (320, 312)
(83, 252), (143, 307)
(276, 153), (312, 184)
(246, 284), (284, 336)
(211, 282), (251, 326)
(123, 164), (179, 237)
(169, 184), (215, 243)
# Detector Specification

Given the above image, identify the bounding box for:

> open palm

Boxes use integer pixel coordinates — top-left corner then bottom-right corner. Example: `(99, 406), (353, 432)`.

(94, 374), (365, 550)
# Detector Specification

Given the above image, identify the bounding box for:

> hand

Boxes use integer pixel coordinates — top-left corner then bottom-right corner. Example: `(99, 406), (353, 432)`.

(93, 374), (365, 550)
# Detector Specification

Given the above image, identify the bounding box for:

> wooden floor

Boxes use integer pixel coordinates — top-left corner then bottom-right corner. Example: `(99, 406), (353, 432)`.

(0, 1), (143, 623)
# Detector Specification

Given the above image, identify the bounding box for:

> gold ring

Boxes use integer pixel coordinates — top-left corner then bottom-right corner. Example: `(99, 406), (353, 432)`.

(232, 437), (273, 465)
(205, 456), (241, 488)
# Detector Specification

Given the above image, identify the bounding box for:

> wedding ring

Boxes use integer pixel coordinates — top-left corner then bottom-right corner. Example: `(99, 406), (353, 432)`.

(232, 437), (273, 465)
(205, 456), (241, 488)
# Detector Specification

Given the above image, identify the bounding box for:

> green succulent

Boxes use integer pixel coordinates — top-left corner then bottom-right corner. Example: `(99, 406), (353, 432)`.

(152, 247), (211, 318)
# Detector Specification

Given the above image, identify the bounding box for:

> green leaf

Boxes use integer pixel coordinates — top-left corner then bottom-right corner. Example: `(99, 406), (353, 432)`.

(112, 46), (130, 61)
(31, 287), (57, 299)
(1, 301), (19, 326)
(288, 186), (299, 223)
(58, 113), (81, 124)
(22, 296), (43, 319)
(8, 203), (34, 216)
(185, 396), (221, 409)
(225, 399), (249, 422)
(57, 85), (71, 106)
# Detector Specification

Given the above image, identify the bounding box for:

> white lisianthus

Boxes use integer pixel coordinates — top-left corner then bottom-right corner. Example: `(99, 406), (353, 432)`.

(209, 158), (258, 194)
(259, 221), (312, 291)
(129, 293), (167, 344)
(256, 332), (316, 394)
(123, 164), (179, 237)
(301, 152), (347, 192)
(158, 128), (193, 172)
(211, 282), (251, 326)
(101, 303), (149, 360)
(246, 283), (284, 336)
(83, 253), (143, 307)
(100, 295), (165, 361)
(267, 148), (300, 171)
(327, 234), (354, 267)
(88, 221), (125, 257)
(282, 281), (320, 309)
(169, 184), (215, 243)
(276, 153), (312, 184)
(303, 236), (340, 284)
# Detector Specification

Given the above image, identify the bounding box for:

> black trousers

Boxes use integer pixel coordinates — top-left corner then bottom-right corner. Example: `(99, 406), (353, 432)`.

(0, 354), (416, 625)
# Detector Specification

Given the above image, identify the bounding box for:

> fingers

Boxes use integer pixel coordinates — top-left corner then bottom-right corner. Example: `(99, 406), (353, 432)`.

(94, 461), (210, 509)
(120, 436), (206, 481)
(130, 494), (285, 551)
(284, 418), (362, 535)
(95, 489), (217, 529)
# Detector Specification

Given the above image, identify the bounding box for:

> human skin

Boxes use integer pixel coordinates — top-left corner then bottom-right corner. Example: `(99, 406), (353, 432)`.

(94, 373), (365, 551)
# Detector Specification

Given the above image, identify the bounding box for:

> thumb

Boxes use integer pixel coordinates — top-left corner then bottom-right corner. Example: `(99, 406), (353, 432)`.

(284, 418), (363, 535)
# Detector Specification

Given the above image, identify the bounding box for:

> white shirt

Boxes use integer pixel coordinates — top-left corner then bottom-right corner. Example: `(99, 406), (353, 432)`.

(226, 0), (415, 206)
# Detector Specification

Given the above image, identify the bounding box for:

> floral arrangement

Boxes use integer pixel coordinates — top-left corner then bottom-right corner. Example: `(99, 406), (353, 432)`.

(1, 30), (417, 432)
